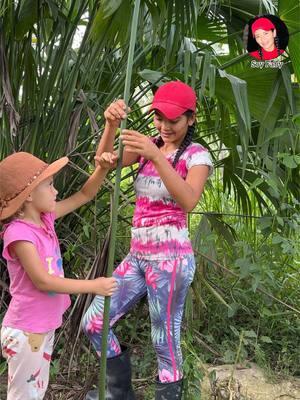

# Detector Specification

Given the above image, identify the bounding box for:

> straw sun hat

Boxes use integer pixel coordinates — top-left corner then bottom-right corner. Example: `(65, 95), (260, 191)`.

(0, 152), (69, 221)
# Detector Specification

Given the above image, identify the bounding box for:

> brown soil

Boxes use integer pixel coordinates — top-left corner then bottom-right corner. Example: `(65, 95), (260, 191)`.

(201, 363), (300, 400)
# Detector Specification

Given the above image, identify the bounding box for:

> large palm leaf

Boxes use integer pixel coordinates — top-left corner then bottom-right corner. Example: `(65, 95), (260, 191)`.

(0, 0), (299, 385)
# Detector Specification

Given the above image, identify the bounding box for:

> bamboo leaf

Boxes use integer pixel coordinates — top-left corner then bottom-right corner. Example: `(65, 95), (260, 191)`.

(281, 154), (300, 169)
(202, 278), (232, 310)
(101, 0), (123, 18)
(218, 69), (251, 172)
(138, 69), (164, 83)
(279, 0), (300, 81)
(16, 0), (38, 40)
(280, 64), (296, 114)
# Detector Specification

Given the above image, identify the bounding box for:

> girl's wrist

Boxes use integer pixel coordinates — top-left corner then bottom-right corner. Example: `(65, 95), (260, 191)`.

(106, 121), (120, 131)
(152, 150), (164, 165)
(97, 165), (109, 173)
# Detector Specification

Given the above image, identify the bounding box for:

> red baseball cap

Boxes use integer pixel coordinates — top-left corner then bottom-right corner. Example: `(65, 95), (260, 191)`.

(251, 17), (275, 35)
(149, 81), (197, 119)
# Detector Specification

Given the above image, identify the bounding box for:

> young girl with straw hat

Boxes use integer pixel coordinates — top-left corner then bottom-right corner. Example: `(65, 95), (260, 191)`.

(83, 80), (213, 399)
(0, 151), (118, 400)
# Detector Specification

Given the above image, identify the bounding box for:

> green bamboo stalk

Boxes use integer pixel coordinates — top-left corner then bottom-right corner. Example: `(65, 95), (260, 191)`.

(98, 1), (141, 399)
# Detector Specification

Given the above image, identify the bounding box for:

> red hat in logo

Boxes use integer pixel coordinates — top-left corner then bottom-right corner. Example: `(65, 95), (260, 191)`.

(149, 81), (197, 119)
(251, 17), (275, 35)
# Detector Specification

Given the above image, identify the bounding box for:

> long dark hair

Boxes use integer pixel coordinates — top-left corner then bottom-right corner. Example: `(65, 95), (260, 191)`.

(137, 110), (195, 176)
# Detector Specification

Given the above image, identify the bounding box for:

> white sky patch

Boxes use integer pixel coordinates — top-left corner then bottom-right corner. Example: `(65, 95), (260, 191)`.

(72, 13), (88, 49)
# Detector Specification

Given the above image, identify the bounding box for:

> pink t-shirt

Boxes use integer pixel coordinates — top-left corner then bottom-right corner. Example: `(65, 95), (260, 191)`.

(130, 142), (213, 260)
(1, 212), (71, 333)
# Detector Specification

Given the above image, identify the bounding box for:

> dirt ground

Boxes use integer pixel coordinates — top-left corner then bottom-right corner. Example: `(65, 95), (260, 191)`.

(201, 363), (300, 400)
(1, 363), (300, 399)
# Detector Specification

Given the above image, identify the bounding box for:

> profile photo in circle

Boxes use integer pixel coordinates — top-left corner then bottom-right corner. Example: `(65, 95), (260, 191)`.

(245, 14), (289, 61)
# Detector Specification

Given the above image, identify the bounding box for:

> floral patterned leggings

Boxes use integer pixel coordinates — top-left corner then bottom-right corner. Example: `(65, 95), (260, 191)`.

(82, 253), (195, 383)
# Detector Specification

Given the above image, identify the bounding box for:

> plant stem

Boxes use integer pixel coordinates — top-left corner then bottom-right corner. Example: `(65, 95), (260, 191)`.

(98, 1), (141, 399)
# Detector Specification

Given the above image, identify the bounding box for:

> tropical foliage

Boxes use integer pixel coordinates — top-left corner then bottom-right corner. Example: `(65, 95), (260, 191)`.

(0, 0), (299, 398)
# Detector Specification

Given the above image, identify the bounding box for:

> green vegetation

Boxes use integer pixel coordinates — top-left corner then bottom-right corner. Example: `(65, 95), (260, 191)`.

(0, 1), (299, 398)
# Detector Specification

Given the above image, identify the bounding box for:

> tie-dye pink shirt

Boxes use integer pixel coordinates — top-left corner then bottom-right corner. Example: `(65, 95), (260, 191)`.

(1, 212), (71, 333)
(130, 142), (213, 260)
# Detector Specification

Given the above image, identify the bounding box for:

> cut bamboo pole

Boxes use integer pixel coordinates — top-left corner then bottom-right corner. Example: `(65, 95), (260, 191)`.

(98, 1), (141, 399)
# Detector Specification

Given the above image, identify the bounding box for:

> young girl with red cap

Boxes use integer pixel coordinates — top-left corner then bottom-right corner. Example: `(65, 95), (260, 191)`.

(0, 151), (118, 400)
(82, 81), (213, 399)
(249, 16), (284, 60)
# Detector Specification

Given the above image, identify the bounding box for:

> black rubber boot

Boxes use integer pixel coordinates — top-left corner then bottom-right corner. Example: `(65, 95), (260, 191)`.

(155, 378), (183, 400)
(85, 346), (135, 400)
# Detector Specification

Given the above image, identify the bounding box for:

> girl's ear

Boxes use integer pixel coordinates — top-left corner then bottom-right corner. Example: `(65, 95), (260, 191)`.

(25, 194), (33, 203)
(188, 113), (196, 126)
(273, 28), (277, 38)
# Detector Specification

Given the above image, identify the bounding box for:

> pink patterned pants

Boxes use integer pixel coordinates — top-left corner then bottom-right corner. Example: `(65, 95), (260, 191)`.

(1, 326), (54, 400)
